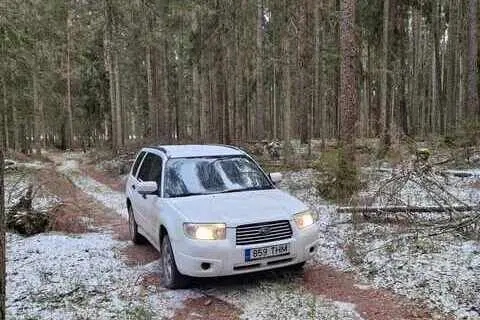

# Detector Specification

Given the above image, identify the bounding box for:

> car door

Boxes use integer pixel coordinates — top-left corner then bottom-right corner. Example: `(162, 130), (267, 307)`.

(128, 151), (146, 219)
(134, 152), (163, 240)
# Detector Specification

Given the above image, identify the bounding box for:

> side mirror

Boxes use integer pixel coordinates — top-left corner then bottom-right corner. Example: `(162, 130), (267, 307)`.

(269, 172), (283, 184)
(136, 181), (158, 195)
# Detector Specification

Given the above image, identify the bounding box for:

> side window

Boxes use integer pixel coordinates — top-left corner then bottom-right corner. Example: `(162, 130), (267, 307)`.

(131, 151), (146, 177)
(137, 153), (163, 187)
(148, 155), (163, 186)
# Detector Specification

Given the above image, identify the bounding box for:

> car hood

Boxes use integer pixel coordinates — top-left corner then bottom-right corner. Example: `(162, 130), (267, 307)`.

(167, 189), (308, 227)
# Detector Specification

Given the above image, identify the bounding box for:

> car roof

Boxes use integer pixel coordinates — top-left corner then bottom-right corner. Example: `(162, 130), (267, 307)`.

(149, 144), (246, 158)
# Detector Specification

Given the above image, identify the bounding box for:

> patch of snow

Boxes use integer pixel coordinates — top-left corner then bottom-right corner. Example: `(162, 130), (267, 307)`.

(56, 158), (127, 218)
(4, 172), (60, 211)
(17, 161), (47, 170)
(211, 278), (363, 320)
(280, 169), (479, 318)
(358, 230), (480, 319)
(6, 232), (192, 320)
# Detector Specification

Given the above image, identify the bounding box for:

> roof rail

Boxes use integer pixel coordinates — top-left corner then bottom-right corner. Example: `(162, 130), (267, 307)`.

(149, 146), (168, 156)
(211, 144), (245, 154)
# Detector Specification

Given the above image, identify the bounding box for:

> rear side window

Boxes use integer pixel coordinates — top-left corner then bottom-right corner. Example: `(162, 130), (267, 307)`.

(131, 151), (146, 177)
(137, 153), (163, 186)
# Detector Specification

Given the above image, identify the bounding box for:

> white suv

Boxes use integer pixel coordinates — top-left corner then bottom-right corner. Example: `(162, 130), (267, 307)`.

(126, 145), (320, 288)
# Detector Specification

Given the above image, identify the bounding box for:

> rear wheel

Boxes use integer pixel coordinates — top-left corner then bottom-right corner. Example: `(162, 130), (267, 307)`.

(128, 206), (145, 244)
(161, 234), (189, 289)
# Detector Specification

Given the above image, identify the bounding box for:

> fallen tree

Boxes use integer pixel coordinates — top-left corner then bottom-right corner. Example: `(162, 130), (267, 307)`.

(338, 205), (480, 214)
(342, 148), (480, 239)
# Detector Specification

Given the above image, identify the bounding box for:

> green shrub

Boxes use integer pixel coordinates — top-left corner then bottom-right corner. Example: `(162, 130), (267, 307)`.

(312, 149), (363, 202)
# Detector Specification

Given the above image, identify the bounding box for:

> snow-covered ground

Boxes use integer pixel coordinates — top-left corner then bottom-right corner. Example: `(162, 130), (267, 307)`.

(6, 152), (366, 319)
(4, 171), (60, 211)
(281, 169), (480, 319)
(7, 152), (479, 319)
(55, 153), (128, 218)
(6, 232), (194, 320)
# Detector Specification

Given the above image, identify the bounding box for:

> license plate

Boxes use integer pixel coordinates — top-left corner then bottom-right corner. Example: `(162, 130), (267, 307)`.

(245, 243), (290, 262)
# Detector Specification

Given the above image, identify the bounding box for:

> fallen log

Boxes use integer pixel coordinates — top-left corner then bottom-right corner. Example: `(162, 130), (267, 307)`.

(337, 205), (480, 214)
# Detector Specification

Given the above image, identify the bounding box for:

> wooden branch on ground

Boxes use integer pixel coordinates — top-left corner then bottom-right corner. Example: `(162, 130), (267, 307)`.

(337, 205), (480, 214)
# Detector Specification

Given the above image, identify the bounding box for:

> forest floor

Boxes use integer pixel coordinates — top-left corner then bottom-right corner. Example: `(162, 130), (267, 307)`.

(5, 149), (479, 319)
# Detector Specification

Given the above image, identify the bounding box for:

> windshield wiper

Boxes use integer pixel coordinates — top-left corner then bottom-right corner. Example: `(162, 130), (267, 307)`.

(168, 192), (205, 198)
(219, 186), (273, 194)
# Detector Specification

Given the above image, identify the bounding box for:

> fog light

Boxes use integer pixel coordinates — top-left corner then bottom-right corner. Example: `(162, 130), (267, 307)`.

(201, 262), (211, 270)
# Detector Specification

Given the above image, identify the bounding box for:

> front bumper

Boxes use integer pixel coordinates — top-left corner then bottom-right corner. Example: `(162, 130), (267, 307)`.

(173, 222), (320, 277)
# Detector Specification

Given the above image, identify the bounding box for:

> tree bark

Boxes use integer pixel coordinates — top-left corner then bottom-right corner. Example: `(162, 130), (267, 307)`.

(32, 57), (41, 156)
(446, 0), (457, 132)
(104, 0), (116, 151)
(146, 46), (156, 138)
(338, 205), (480, 214)
(339, 0), (358, 159)
(0, 136), (4, 320)
(379, 0), (390, 153)
(113, 54), (122, 148)
(467, 0), (478, 119)
(65, 7), (74, 150)
(1, 76), (7, 151)
(255, 0), (265, 140)
(283, 1), (292, 163)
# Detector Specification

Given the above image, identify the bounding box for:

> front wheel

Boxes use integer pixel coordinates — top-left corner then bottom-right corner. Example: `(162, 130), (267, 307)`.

(161, 234), (189, 289)
(290, 261), (306, 271)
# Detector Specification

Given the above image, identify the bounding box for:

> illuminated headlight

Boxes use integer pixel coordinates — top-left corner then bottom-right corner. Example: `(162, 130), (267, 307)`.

(293, 210), (318, 229)
(183, 223), (226, 240)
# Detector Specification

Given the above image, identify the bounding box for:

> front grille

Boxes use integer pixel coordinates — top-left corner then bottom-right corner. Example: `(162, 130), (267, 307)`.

(236, 220), (292, 245)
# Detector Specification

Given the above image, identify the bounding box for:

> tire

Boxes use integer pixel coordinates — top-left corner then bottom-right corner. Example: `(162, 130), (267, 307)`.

(290, 261), (306, 272)
(128, 206), (145, 244)
(161, 234), (190, 289)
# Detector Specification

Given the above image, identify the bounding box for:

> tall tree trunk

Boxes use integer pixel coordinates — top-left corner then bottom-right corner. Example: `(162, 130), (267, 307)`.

(321, 24), (328, 148)
(0, 9), (5, 314)
(283, 1), (292, 164)
(446, 0), (457, 132)
(32, 58), (41, 156)
(0, 131), (4, 320)
(234, 9), (243, 143)
(113, 54), (122, 148)
(432, 0), (442, 134)
(339, 0), (358, 158)
(104, 0), (116, 151)
(65, 7), (74, 150)
(192, 62), (201, 142)
(162, 40), (171, 143)
(380, 0), (390, 154)
(133, 83), (142, 139)
(255, 0), (265, 140)
(12, 98), (18, 152)
(1, 76), (7, 151)
(314, 0), (321, 141)
(467, 0), (478, 119)
(298, 0), (309, 145)
(146, 46), (156, 138)
(200, 54), (209, 143)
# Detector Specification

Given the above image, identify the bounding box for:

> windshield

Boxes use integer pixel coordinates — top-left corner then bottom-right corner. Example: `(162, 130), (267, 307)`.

(164, 156), (273, 198)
